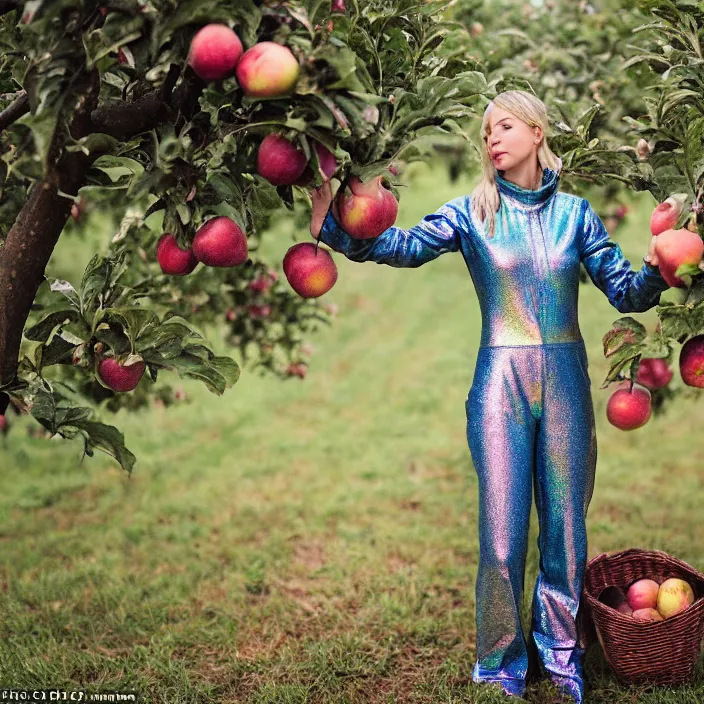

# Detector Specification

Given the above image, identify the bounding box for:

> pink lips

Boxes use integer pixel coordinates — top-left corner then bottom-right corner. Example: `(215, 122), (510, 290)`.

(492, 152), (506, 160)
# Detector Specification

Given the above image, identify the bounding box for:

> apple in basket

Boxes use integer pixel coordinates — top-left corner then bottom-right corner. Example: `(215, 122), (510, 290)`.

(657, 578), (695, 618)
(632, 608), (664, 622)
(626, 578), (659, 611)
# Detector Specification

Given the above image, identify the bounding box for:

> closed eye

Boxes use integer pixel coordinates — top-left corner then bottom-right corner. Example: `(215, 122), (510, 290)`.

(483, 125), (512, 140)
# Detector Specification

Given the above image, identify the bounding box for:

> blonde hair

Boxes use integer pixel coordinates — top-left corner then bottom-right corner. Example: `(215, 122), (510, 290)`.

(471, 90), (562, 238)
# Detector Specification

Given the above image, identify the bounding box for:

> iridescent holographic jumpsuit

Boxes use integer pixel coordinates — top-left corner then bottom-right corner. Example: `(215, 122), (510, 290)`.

(317, 167), (670, 703)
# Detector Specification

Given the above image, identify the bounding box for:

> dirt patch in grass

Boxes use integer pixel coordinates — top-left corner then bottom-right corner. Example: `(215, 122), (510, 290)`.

(290, 537), (328, 572)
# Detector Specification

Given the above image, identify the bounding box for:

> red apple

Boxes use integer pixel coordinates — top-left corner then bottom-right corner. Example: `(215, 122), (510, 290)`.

(192, 216), (248, 267)
(606, 382), (651, 430)
(0, 415), (6, 432)
(257, 133), (307, 186)
(627, 578), (660, 610)
(650, 194), (688, 236)
(98, 357), (146, 392)
(248, 275), (273, 293)
(246, 304), (271, 317)
(283, 242), (337, 298)
(679, 334), (704, 388)
(293, 143), (338, 186)
(225, 308), (237, 322)
(286, 362), (308, 378)
(236, 42), (299, 98)
(635, 357), (673, 390)
(653, 228), (704, 287)
(188, 24), (243, 81)
(156, 234), (198, 275)
(337, 175), (399, 239)
(632, 607), (664, 622)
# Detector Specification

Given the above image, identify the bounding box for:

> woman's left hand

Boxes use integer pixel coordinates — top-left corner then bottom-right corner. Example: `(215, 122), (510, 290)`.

(644, 234), (659, 266)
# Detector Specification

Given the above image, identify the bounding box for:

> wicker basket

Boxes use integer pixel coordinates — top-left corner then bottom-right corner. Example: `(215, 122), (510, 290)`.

(583, 548), (704, 685)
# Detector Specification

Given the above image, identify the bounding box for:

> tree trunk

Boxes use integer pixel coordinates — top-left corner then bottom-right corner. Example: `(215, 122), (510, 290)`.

(0, 71), (100, 390)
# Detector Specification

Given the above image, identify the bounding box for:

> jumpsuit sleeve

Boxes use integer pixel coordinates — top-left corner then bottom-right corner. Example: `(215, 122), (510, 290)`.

(578, 198), (670, 313)
(317, 195), (468, 267)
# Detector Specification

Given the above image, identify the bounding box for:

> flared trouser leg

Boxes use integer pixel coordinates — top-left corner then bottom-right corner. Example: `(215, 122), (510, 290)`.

(466, 342), (596, 703)
(529, 343), (596, 704)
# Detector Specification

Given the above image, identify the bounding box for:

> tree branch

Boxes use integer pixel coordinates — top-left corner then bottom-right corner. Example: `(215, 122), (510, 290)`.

(0, 91), (29, 132)
(90, 68), (206, 140)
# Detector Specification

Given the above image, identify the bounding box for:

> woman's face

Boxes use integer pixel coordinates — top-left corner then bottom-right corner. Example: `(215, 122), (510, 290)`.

(484, 106), (542, 172)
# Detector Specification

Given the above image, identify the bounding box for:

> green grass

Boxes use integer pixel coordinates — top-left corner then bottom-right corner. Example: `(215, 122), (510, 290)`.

(0, 163), (702, 703)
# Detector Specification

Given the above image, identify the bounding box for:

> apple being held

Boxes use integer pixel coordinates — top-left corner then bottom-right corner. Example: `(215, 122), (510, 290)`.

(626, 578), (660, 611)
(337, 175), (399, 239)
(188, 24), (243, 81)
(236, 42), (299, 98)
(156, 234), (198, 275)
(192, 216), (248, 267)
(98, 357), (146, 393)
(606, 382), (652, 430)
(635, 357), (673, 390)
(656, 578), (695, 618)
(679, 335), (704, 388)
(632, 607), (664, 622)
(283, 242), (337, 298)
(257, 133), (307, 186)
(652, 228), (704, 288)
(650, 194), (688, 236)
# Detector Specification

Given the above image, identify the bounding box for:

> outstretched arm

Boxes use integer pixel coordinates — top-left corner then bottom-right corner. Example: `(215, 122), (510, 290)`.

(311, 180), (468, 268)
(579, 199), (670, 313)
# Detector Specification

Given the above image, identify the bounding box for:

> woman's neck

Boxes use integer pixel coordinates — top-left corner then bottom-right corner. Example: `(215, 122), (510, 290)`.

(499, 161), (543, 191)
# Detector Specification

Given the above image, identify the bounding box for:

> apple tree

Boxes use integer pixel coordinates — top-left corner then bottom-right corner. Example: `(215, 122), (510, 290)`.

(0, 0), (488, 472)
(589, 0), (704, 406)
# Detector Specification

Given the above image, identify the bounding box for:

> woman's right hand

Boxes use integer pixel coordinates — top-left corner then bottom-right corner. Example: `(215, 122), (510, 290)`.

(310, 179), (339, 240)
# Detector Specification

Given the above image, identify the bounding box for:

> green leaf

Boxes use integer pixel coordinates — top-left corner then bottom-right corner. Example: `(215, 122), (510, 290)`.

(73, 419), (137, 475)
(160, 350), (240, 395)
(98, 306), (160, 350)
(81, 255), (112, 316)
(91, 155), (145, 187)
(312, 44), (367, 92)
(16, 109), (59, 173)
(25, 308), (81, 342)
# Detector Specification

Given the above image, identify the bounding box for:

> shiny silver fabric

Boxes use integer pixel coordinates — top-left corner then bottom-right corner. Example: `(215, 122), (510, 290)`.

(318, 168), (670, 702)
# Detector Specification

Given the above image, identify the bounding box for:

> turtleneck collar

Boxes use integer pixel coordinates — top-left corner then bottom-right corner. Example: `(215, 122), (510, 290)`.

(495, 167), (560, 209)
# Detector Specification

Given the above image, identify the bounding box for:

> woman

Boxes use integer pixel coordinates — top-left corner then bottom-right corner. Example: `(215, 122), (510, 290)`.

(310, 90), (669, 703)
